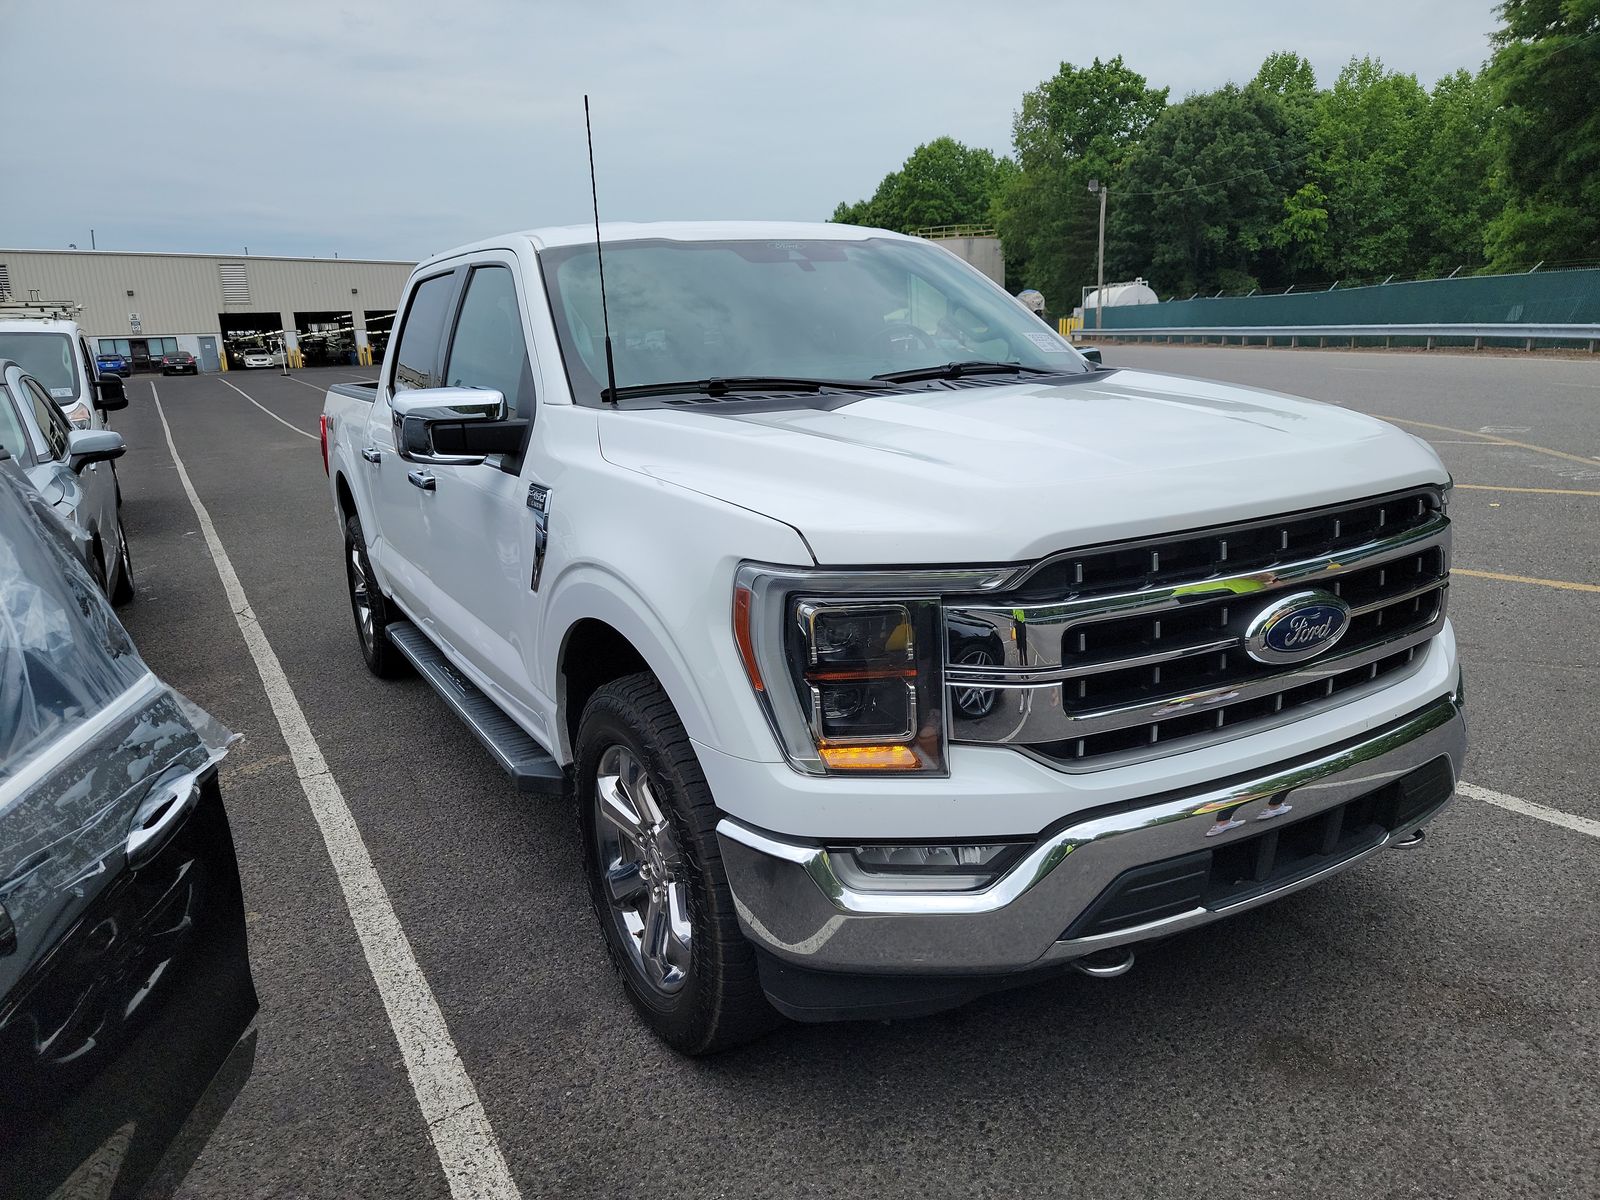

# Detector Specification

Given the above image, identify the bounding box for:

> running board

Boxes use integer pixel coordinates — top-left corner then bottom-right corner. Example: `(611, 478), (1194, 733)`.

(385, 621), (564, 789)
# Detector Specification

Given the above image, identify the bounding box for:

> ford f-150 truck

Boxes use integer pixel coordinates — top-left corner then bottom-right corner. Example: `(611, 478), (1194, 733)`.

(321, 221), (1464, 1053)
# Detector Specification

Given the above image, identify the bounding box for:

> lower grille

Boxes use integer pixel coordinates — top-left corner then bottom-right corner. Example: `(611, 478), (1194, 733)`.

(1061, 755), (1457, 940)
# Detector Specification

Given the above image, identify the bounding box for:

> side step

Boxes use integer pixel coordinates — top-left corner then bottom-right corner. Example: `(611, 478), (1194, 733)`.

(386, 621), (564, 790)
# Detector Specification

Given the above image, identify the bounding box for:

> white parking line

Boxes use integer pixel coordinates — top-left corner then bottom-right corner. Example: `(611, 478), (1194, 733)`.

(150, 384), (521, 1200)
(1461, 782), (1600, 839)
(213, 376), (318, 440)
(283, 374), (334, 395)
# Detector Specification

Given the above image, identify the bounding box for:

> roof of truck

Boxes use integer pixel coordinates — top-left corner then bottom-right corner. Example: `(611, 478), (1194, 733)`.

(416, 221), (911, 270)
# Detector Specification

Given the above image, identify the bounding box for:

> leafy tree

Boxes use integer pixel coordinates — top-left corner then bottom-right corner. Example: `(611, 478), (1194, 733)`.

(1484, 0), (1600, 267)
(829, 137), (1014, 233)
(1253, 51), (1318, 98)
(1109, 84), (1309, 295)
(997, 57), (1167, 312)
(1308, 57), (1432, 279)
(1412, 69), (1501, 273)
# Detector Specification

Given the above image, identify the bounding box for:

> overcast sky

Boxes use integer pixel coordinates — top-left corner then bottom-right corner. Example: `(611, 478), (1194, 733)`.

(4, 0), (1500, 261)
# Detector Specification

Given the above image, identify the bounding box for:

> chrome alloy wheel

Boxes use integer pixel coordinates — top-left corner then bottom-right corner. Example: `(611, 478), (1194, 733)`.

(347, 541), (376, 655)
(593, 745), (692, 995)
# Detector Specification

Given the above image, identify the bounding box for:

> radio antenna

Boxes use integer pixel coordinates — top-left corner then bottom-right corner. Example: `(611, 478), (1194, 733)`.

(584, 95), (620, 405)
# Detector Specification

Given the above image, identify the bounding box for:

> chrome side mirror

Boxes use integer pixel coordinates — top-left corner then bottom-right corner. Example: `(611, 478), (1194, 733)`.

(390, 388), (507, 465)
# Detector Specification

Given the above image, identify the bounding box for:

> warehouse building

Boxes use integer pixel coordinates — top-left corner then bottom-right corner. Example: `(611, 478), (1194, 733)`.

(0, 248), (414, 372)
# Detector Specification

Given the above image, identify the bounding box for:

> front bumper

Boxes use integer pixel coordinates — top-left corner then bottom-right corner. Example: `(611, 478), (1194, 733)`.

(716, 687), (1465, 979)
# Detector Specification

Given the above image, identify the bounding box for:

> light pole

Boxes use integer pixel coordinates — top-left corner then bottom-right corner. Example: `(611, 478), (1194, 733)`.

(1087, 178), (1108, 331)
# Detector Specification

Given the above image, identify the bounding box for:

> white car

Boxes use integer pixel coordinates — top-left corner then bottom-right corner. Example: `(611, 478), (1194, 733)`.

(0, 318), (125, 430)
(321, 221), (1463, 1052)
(0, 358), (132, 602)
(240, 348), (279, 369)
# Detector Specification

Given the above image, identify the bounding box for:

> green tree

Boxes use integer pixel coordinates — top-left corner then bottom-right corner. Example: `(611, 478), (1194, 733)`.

(1109, 84), (1310, 295)
(829, 137), (1014, 233)
(1309, 57), (1432, 279)
(1253, 50), (1318, 97)
(996, 57), (1167, 312)
(1484, 0), (1600, 267)
(1412, 69), (1501, 273)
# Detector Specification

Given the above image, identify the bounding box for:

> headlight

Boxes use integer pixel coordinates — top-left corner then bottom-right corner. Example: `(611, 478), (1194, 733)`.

(733, 563), (1013, 775)
(63, 402), (93, 429)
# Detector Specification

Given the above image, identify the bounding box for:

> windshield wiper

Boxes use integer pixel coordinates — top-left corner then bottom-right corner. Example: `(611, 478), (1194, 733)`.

(872, 360), (1063, 384)
(606, 375), (897, 402)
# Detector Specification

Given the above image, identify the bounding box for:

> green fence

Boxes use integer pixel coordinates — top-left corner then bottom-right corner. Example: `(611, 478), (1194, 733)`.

(1097, 268), (1600, 346)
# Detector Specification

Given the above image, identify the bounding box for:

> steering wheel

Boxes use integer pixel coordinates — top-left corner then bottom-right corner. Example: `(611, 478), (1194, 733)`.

(868, 321), (937, 358)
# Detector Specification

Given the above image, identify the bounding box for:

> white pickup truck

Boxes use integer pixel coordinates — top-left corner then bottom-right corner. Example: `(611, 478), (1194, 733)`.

(322, 221), (1464, 1053)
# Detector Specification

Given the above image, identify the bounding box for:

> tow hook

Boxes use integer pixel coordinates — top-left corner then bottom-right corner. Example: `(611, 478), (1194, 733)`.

(1073, 947), (1135, 979)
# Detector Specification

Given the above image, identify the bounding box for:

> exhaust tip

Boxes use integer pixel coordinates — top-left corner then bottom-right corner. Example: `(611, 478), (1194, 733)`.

(1073, 947), (1135, 979)
(1393, 828), (1427, 849)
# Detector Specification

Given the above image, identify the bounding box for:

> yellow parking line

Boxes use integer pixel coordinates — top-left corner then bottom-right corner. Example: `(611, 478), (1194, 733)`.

(1456, 483), (1600, 497)
(1379, 417), (1600, 468)
(1455, 568), (1600, 594)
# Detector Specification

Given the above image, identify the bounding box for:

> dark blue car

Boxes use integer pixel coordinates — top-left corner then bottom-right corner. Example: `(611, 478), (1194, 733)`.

(95, 352), (130, 377)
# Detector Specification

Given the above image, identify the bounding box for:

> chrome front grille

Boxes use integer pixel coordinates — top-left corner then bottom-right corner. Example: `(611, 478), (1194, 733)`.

(944, 488), (1450, 770)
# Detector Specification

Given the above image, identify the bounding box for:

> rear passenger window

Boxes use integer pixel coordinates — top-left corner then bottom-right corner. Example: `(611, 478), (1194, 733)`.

(444, 266), (533, 417)
(392, 273), (456, 391)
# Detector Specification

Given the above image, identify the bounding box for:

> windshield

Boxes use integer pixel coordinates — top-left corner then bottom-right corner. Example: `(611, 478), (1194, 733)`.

(0, 332), (80, 401)
(540, 237), (1087, 404)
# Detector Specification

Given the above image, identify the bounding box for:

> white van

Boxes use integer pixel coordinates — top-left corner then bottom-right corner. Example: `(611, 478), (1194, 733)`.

(0, 318), (126, 431)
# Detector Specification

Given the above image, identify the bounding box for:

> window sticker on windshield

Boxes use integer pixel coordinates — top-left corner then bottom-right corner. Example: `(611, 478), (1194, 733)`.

(1023, 331), (1072, 353)
(50, 387), (75, 398)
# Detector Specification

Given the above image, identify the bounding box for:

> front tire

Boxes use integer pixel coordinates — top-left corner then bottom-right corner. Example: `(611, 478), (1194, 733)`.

(575, 673), (777, 1054)
(110, 518), (135, 606)
(344, 513), (407, 678)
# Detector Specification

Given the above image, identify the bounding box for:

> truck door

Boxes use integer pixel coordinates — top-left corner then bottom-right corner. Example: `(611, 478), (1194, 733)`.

(364, 267), (461, 622)
(419, 256), (544, 714)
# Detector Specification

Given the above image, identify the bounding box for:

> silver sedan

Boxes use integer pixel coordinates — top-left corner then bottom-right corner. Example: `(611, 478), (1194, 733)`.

(0, 359), (133, 603)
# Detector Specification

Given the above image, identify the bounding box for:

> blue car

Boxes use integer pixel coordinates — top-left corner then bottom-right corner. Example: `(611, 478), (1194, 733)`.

(95, 352), (130, 377)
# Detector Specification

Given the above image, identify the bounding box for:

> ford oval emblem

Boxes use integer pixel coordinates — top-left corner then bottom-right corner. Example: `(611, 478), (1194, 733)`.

(1243, 590), (1351, 665)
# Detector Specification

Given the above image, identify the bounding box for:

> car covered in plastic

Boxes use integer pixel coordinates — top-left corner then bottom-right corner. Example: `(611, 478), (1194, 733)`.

(0, 451), (257, 1199)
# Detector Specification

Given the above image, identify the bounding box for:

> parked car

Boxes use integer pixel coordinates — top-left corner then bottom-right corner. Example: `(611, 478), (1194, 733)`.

(0, 455), (257, 1200)
(160, 349), (199, 375)
(95, 351), (131, 377)
(0, 358), (133, 603)
(240, 347), (278, 369)
(322, 222), (1464, 1053)
(0, 318), (124, 430)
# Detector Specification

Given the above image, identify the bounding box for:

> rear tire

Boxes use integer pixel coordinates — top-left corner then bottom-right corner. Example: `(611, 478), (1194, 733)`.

(344, 513), (408, 678)
(575, 673), (778, 1054)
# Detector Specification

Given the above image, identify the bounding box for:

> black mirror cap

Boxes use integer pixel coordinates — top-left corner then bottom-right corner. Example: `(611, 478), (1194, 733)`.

(96, 374), (129, 410)
(1078, 346), (1103, 366)
(429, 418), (529, 458)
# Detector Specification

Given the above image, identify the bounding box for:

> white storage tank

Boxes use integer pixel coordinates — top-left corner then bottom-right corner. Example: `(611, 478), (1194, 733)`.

(1076, 277), (1158, 319)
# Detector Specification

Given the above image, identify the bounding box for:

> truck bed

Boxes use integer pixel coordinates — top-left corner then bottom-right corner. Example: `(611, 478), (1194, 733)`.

(328, 381), (378, 403)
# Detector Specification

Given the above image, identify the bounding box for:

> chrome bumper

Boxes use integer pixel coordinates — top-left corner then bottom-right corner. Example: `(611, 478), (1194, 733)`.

(716, 688), (1466, 976)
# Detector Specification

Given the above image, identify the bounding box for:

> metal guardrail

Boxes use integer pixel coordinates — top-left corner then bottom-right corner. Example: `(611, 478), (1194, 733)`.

(1075, 323), (1600, 347)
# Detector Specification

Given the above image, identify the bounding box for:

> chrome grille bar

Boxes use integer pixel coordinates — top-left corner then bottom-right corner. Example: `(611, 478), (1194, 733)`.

(944, 488), (1451, 770)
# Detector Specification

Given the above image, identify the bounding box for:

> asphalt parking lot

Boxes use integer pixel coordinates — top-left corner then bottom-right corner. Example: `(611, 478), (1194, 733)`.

(112, 351), (1597, 1199)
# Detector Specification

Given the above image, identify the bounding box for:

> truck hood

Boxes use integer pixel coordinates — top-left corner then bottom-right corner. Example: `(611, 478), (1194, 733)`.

(596, 368), (1448, 565)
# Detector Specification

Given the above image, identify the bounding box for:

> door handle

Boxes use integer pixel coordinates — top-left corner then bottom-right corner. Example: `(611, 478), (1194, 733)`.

(361, 446), (382, 464)
(407, 469), (436, 492)
(126, 769), (205, 868)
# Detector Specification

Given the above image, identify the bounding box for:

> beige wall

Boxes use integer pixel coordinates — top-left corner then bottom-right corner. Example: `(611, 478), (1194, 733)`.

(0, 248), (414, 344)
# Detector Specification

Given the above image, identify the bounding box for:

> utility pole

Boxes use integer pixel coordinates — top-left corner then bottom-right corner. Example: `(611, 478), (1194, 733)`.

(1087, 179), (1108, 330)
